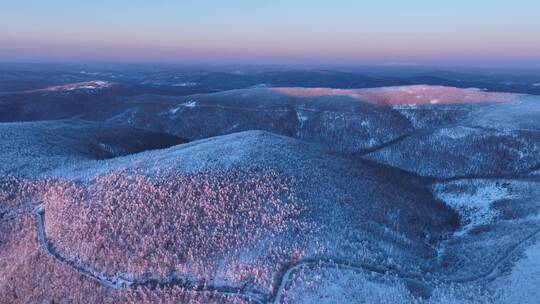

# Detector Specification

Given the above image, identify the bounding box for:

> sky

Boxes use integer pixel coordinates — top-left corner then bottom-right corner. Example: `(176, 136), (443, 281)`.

(1, 0), (539, 66)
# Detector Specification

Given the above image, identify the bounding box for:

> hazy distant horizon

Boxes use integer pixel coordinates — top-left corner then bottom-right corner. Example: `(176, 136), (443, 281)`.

(1, 62), (540, 72)
(2, 0), (540, 67)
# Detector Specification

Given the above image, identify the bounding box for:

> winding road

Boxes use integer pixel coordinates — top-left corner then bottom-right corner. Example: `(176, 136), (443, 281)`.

(1, 201), (539, 303)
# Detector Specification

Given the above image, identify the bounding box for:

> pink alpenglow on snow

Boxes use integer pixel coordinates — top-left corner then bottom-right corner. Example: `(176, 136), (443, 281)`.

(272, 85), (520, 106)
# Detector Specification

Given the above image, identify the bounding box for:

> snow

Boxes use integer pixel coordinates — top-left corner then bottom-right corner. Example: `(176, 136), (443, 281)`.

(530, 169), (540, 177)
(432, 180), (514, 235)
(37, 130), (454, 296)
(296, 111), (309, 123)
(2, 80), (540, 302)
(492, 241), (540, 303)
(184, 100), (197, 108)
(281, 266), (414, 303)
(79, 71), (101, 76)
(169, 107), (182, 114)
(171, 82), (198, 87)
(434, 126), (482, 140)
(0, 119), (182, 178)
(272, 85), (519, 106)
(43, 80), (113, 92)
(169, 101), (197, 114)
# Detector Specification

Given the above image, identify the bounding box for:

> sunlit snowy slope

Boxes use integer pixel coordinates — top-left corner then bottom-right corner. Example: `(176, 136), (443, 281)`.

(1, 83), (539, 303)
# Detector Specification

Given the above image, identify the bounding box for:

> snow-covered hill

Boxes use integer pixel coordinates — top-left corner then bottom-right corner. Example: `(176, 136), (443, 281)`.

(0, 119), (185, 177)
(1, 83), (539, 303)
